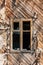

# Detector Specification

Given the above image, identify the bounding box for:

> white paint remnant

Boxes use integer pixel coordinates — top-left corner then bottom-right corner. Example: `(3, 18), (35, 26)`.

(0, 34), (6, 49)
(0, 7), (5, 23)
(0, 54), (7, 65)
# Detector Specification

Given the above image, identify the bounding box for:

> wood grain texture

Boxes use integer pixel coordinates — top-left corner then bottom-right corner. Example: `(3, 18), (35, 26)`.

(0, 0), (43, 65)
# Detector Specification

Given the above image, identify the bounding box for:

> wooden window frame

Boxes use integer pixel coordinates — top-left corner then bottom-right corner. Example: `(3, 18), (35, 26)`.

(11, 19), (32, 52)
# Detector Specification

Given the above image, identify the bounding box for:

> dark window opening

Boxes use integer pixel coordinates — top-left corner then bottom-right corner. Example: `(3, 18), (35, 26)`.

(23, 21), (30, 30)
(13, 22), (19, 30)
(23, 32), (30, 50)
(13, 32), (20, 50)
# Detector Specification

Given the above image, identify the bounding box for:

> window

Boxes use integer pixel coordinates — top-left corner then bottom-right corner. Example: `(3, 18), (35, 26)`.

(23, 21), (30, 30)
(13, 22), (19, 30)
(13, 32), (20, 50)
(23, 21), (31, 50)
(11, 19), (32, 51)
(23, 32), (30, 50)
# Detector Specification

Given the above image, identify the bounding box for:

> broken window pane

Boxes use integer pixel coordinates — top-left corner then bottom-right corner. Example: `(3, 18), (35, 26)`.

(13, 32), (20, 50)
(23, 32), (30, 50)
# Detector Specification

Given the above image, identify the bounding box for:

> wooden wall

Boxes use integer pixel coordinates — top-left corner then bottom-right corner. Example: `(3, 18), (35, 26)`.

(0, 0), (43, 65)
